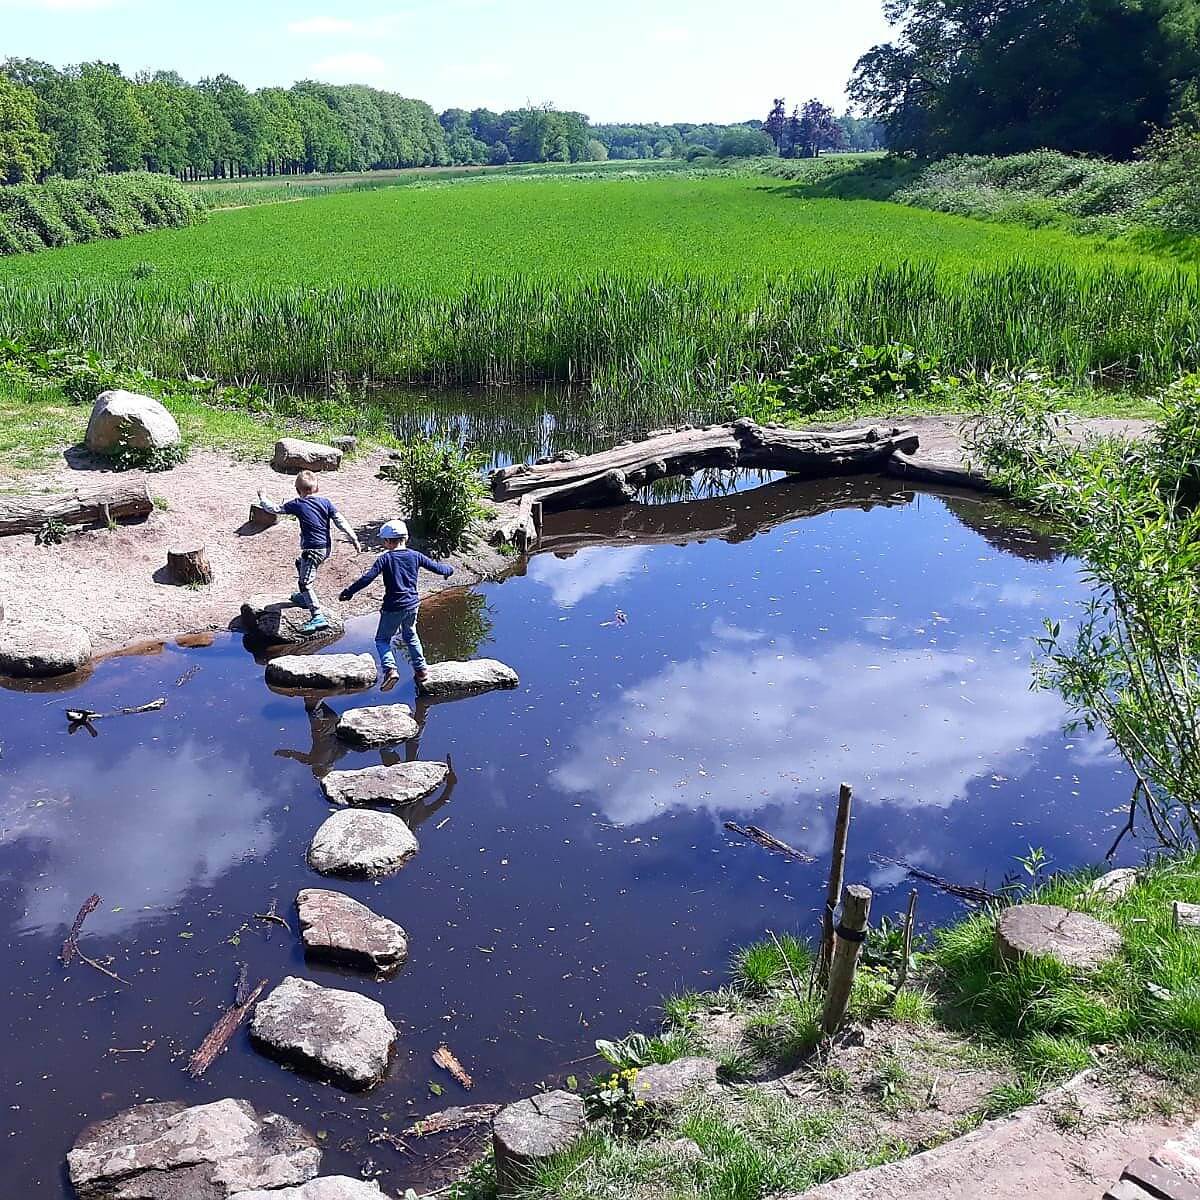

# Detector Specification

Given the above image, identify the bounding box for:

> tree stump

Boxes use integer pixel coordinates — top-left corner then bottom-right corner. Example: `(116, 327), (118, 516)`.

(167, 547), (213, 586)
(996, 904), (1121, 969)
(492, 1091), (586, 1195)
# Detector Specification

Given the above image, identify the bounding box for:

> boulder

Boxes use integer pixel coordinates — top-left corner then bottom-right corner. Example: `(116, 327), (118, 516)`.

(85, 390), (181, 456)
(0, 620), (90, 678)
(251, 976), (396, 1090)
(231, 1182), (380, 1200)
(419, 659), (519, 698)
(320, 761), (448, 808)
(308, 809), (419, 879)
(335, 704), (419, 747)
(492, 1091), (586, 1194)
(297, 888), (408, 973)
(996, 904), (1122, 970)
(67, 1098), (321, 1199)
(265, 653), (376, 691)
(273, 439), (342, 474)
(241, 595), (346, 646)
(1089, 868), (1138, 903)
(634, 1057), (720, 1109)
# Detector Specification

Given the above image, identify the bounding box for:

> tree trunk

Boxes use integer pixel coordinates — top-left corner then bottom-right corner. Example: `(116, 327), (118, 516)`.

(167, 547), (213, 586)
(0, 482), (153, 537)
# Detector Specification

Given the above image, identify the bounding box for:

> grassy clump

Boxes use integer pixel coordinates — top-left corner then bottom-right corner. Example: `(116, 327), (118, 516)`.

(0, 173), (204, 256)
(378, 439), (488, 556)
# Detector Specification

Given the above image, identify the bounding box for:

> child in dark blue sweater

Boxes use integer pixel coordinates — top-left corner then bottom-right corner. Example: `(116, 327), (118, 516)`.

(340, 519), (454, 691)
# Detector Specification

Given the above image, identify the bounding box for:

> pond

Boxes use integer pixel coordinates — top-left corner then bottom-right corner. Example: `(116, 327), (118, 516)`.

(0, 472), (1135, 1196)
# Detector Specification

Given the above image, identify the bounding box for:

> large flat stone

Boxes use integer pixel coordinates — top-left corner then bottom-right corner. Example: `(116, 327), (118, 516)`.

(232, 1182), (380, 1200)
(307, 809), (419, 879)
(635, 1057), (720, 1108)
(418, 659), (519, 698)
(492, 1090), (586, 1193)
(1089, 868), (1138, 903)
(86, 390), (181, 455)
(67, 1098), (320, 1199)
(265, 654), (377, 691)
(320, 762), (448, 807)
(297, 888), (408, 973)
(996, 904), (1122, 969)
(273, 439), (342, 474)
(251, 976), (396, 1091)
(241, 595), (345, 646)
(0, 620), (91, 678)
(334, 704), (420, 747)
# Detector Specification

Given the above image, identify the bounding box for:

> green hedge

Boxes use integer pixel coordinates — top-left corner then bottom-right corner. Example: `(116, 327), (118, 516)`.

(0, 173), (205, 256)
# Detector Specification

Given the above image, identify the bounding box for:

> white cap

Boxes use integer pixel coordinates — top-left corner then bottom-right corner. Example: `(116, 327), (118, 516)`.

(380, 519), (408, 541)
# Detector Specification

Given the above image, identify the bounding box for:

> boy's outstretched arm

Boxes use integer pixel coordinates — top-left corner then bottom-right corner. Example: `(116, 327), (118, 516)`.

(338, 555), (385, 602)
(256, 489), (286, 515)
(330, 511), (362, 553)
(416, 552), (455, 579)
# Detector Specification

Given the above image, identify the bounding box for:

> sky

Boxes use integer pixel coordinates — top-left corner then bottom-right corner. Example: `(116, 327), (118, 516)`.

(0, 0), (894, 123)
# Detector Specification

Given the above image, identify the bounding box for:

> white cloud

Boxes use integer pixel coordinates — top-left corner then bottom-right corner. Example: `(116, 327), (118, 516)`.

(553, 637), (1065, 851)
(0, 0), (119, 8)
(288, 14), (356, 34)
(308, 52), (390, 84)
(527, 546), (648, 609)
(653, 27), (691, 44)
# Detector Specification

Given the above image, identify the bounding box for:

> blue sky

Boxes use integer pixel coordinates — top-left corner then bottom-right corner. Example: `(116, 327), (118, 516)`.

(0, 0), (893, 123)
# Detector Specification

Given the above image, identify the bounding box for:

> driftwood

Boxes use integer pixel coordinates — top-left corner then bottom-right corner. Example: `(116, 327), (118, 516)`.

(870, 853), (1000, 905)
(0, 481), (153, 537)
(724, 822), (815, 863)
(66, 697), (165, 728)
(433, 1044), (474, 1090)
(61, 894), (101, 965)
(187, 976), (268, 1077)
(167, 546), (213, 585)
(490, 493), (543, 553)
(404, 1104), (501, 1138)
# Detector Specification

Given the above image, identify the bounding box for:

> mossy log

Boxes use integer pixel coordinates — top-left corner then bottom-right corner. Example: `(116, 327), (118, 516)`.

(0, 481), (153, 537)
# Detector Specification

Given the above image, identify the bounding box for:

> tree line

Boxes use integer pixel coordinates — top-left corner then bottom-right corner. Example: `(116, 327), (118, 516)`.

(850, 0), (1200, 160)
(760, 99), (885, 158)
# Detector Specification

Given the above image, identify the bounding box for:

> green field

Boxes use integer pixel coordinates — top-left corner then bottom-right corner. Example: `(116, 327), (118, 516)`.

(0, 175), (1166, 286)
(2, 170), (1198, 419)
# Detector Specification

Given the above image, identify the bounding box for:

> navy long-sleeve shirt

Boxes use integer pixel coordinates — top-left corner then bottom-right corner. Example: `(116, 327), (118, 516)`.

(342, 548), (453, 611)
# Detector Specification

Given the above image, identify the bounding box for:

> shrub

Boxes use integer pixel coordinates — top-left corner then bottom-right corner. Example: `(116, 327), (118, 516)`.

(379, 439), (488, 556)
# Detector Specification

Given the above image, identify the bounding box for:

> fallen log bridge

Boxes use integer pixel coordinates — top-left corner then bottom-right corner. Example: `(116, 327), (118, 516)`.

(0, 480), (153, 537)
(489, 419), (920, 512)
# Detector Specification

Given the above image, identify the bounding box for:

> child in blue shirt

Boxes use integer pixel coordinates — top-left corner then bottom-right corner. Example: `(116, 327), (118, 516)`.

(339, 518), (453, 690)
(257, 471), (361, 634)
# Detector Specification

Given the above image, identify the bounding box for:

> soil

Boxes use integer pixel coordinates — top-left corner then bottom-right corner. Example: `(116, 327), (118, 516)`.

(0, 447), (510, 660)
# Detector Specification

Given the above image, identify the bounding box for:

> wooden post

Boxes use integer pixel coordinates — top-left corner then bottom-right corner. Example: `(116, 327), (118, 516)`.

(819, 783), (853, 985)
(167, 546), (213, 585)
(822, 884), (872, 1037)
(895, 889), (918, 995)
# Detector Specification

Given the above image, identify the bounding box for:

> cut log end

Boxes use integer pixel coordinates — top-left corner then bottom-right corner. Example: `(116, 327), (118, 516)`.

(167, 547), (213, 586)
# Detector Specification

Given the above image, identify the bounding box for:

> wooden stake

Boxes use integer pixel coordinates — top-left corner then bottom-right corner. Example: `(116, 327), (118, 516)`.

(895, 889), (918, 995)
(821, 884), (872, 1037)
(819, 784), (853, 985)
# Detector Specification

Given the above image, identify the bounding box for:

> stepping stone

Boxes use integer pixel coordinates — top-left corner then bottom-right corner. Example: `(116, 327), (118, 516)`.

(1089, 867), (1138, 902)
(419, 658), (519, 697)
(242, 594), (345, 646)
(320, 761), (448, 807)
(233, 1181), (382, 1199)
(996, 903), (1122, 969)
(308, 809), (418, 878)
(0, 620), (90, 678)
(335, 704), (419, 747)
(297, 888), (409, 973)
(265, 653), (377, 691)
(635, 1057), (720, 1109)
(492, 1090), (586, 1194)
(273, 438), (342, 473)
(251, 976), (396, 1090)
(67, 1098), (321, 1199)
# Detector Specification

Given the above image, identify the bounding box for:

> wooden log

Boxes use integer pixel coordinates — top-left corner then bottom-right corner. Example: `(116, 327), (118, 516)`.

(819, 784), (854, 986)
(187, 977), (267, 1077)
(531, 469), (640, 512)
(167, 546), (213, 585)
(490, 493), (543, 552)
(0, 481), (153, 537)
(735, 420), (919, 475)
(822, 884), (872, 1037)
(724, 821), (815, 863)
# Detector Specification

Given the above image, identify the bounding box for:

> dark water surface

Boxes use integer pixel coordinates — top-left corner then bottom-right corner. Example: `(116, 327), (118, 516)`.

(0, 474), (1134, 1195)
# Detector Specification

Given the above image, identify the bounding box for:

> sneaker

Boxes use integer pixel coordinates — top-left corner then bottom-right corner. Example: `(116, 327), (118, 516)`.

(380, 670), (401, 693)
(300, 614), (330, 634)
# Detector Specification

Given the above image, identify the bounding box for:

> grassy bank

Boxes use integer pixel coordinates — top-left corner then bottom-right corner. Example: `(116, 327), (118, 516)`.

(454, 855), (1200, 1200)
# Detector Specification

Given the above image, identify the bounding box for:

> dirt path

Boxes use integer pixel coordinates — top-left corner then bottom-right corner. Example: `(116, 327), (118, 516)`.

(0, 448), (508, 659)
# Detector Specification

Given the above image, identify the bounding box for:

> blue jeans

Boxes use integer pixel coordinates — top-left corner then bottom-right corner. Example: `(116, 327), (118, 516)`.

(376, 606), (426, 674)
(295, 547), (330, 615)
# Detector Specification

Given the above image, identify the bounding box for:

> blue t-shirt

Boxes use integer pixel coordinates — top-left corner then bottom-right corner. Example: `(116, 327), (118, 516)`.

(343, 548), (454, 611)
(283, 496), (337, 551)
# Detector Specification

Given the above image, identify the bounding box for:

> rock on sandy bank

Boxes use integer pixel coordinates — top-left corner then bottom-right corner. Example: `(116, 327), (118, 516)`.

(273, 439), (342, 474)
(297, 888), (409, 973)
(85, 390), (181, 456)
(0, 620), (91, 677)
(251, 976), (396, 1090)
(67, 1097), (320, 1199)
(307, 809), (419, 878)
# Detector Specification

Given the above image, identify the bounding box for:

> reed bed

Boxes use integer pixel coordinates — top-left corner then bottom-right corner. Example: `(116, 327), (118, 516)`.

(3, 263), (1198, 420)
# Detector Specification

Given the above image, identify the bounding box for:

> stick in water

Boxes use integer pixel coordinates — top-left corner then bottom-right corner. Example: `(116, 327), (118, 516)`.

(188, 979), (268, 1078)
